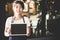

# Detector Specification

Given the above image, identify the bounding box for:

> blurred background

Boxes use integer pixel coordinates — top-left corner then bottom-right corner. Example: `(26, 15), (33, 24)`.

(0, 0), (60, 40)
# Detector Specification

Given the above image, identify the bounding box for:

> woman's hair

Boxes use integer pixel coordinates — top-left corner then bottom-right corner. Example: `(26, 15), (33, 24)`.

(13, 1), (24, 9)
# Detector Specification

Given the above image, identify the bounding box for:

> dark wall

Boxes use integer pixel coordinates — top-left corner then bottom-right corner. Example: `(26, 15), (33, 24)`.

(0, 0), (8, 40)
(55, 0), (60, 10)
(0, 0), (15, 40)
(47, 18), (60, 37)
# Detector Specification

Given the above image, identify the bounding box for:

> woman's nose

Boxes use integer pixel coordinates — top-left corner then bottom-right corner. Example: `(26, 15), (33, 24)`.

(18, 7), (20, 10)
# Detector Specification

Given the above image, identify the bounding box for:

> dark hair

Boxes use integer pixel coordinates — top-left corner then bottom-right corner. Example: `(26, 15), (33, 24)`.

(23, 0), (27, 2)
(14, 1), (24, 9)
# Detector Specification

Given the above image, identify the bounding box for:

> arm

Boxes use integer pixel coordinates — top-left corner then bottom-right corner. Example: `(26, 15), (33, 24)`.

(25, 17), (31, 37)
(26, 26), (31, 37)
(4, 17), (12, 37)
(4, 26), (11, 37)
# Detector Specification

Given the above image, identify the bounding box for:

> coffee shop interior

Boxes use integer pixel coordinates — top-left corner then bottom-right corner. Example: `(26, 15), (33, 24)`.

(0, 0), (60, 40)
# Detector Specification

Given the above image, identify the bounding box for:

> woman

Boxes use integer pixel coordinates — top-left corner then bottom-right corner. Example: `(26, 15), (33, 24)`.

(4, 1), (31, 40)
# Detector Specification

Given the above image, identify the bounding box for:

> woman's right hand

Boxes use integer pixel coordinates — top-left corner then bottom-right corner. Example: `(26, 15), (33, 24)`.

(4, 27), (11, 37)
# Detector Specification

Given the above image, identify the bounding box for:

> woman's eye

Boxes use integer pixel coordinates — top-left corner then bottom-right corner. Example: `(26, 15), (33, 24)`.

(16, 6), (18, 8)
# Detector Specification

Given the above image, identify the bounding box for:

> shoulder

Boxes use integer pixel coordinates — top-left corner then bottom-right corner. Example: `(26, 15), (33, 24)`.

(6, 16), (13, 21)
(23, 17), (30, 27)
(5, 16), (13, 27)
(23, 16), (30, 22)
(24, 16), (29, 19)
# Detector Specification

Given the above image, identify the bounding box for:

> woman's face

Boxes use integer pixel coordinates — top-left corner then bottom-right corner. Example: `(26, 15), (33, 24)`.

(12, 3), (23, 15)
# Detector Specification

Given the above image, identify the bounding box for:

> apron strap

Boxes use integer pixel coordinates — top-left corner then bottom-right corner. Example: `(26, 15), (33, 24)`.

(22, 16), (25, 23)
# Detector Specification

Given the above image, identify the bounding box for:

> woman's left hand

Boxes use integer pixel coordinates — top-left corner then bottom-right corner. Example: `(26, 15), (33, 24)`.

(26, 33), (31, 37)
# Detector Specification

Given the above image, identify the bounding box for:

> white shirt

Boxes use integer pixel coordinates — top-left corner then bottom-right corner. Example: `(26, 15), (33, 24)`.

(5, 16), (30, 28)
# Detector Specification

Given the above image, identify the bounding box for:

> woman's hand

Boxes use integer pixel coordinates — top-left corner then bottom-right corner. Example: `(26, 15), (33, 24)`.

(4, 27), (11, 37)
(26, 26), (31, 37)
(26, 33), (31, 37)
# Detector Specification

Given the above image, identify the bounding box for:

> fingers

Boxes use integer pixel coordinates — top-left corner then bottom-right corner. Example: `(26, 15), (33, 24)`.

(26, 33), (31, 37)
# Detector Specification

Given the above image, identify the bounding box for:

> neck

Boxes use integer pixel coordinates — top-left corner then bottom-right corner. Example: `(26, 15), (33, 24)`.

(14, 15), (22, 20)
